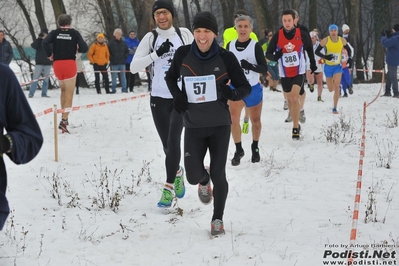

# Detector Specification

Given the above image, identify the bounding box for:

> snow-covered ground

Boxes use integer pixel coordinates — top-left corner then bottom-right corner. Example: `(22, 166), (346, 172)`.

(0, 64), (398, 266)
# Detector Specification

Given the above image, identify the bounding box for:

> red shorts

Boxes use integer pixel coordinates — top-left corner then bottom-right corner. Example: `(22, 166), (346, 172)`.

(53, 60), (77, 80)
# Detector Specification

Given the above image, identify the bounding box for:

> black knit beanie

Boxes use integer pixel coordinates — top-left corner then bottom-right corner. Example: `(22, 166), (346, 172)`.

(152, 0), (175, 19)
(192, 11), (218, 35)
(393, 24), (399, 32)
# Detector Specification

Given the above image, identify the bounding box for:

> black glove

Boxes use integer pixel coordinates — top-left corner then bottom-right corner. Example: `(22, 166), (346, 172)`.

(217, 79), (236, 100)
(173, 92), (188, 114)
(347, 58), (353, 68)
(240, 59), (255, 71)
(156, 39), (174, 57)
(0, 135), (11, 154)
(310, 63), (317, 74)
(324, 54), (334, 61)
(385, 30), (392, 38)
(381, 29), (386, 37)
(274, 50), (283, 61)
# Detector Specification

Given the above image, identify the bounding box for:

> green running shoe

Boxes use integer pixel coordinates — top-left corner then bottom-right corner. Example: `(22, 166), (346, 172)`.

(309, 84), (315, 93)
(157, 188), (173, 208)
(174, 166), (185, 198)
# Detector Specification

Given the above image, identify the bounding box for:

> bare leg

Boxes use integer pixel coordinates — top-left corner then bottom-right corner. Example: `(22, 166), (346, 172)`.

(306, 70), (314, 85)
(287, 85), (301, 128)
(299, 90), (306, 109)
(248, 101), (263, 141)
(229, 100), (245, 144)
(59, 76), (77, 120)
(332, 73), (342, 108)
(316, 73), (324, 98)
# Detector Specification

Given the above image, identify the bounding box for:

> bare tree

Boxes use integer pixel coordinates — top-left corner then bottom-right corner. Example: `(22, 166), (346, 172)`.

(236, 0), (245, 10)
(0, 3), (34, 84)
(219, 0), (236, 30)
(252, 0), (270, 34)
(50, 0), (67, 22)
(308, 0), (317, 31)
(33, 0), (47, 32)
(16, 0), (37, 42)
(347, 0), (360, 80)
(182, 0), (191, 28)
(371, 0), (389, 82)
(130, 0), (155, 40)
(192, 0), (201, 13)
(95, 0), (116, 38)
(114, 0), (128, 35)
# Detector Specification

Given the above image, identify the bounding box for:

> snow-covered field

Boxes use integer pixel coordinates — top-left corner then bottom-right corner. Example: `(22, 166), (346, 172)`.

(0, 64), (398, 266)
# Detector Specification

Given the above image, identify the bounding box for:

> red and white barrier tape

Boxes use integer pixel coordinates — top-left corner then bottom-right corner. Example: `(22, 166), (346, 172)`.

(347, 72), (384, 264)
(33, 93), (150, 117)
(352, 68), (384, 73)
(20, 75), (52, 87)
(19, 69), (148, 87)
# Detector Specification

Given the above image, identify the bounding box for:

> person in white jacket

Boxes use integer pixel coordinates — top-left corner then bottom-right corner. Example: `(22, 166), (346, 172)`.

(130, 0), (194, 208)
(306, 31), (325, 101)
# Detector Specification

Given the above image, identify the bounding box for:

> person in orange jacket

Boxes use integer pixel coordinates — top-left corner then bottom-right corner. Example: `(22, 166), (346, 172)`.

(87, 33), (110, 94)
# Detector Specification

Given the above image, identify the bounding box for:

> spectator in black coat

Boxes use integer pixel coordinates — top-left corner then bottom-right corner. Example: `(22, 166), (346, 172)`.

(0, 30), (13, 65)
(108, 28), (128, 93)
(29, 28), (53, 98)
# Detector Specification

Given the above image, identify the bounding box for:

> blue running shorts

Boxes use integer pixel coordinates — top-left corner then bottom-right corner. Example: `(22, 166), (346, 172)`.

(324, 64), (342, 78)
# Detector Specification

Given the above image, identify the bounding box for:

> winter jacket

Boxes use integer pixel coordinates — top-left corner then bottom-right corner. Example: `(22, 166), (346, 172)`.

(381, 31), (399, 67)
(124, 36), (140, 64)
(108, 38), (128, 65)
(87, 42), (110, 66)
(0, 39), (13, 65)
(0, 63), (43, 230)
(42, 28), (88, 61)
(165, 40), (252, 128)
(31, 38), (52, 65)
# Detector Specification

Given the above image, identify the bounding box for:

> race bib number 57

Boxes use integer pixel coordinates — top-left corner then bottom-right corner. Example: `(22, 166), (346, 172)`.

(184, 75), (217, 103)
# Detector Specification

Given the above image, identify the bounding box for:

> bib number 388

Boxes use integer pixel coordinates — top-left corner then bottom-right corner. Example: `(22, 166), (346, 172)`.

(282, 51), (299, 67)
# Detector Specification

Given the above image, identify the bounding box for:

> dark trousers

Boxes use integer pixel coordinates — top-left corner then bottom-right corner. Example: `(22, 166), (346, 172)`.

(0, 159), (9, 230)
(93, 64), (110, 93)
(386, 64), (398, 96)
(150, 96), (183, 184)
(125, 63), (135, 92)
(184, 125), (231, 221)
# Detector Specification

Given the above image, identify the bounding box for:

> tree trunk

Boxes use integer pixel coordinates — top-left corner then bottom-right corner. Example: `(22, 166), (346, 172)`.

(348, 0), (360, 81)
(97, 0), (116, 39)
(182, 0), (190, 29)
(272, 0), (280, 31)
(193, 0), (201, 13)
(308, 0), (317, 31)
(50, 0), (66, 23)
(292, 0), (299, 11)
(355, 0), (364, 81)
(219, 0), (234, 30)
(236, 0), (245, 10)
(130, 0), (155, 40)
(371, 0), (389, 82)
(252, 0), (265, 33)
(114, 0), (128, 36)
(34, 0), (47, 33)
(16, 0), (36, 41)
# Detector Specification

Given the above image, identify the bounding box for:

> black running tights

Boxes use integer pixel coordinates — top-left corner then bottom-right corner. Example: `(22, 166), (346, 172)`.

(150, 96), (183, 184)
(184, 125), (230, 221)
